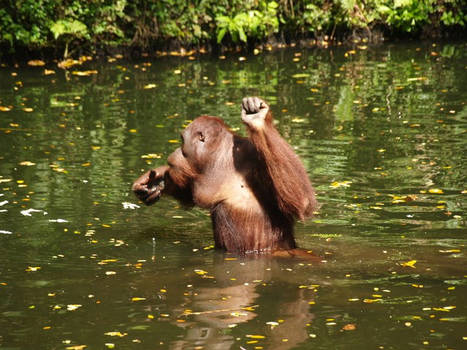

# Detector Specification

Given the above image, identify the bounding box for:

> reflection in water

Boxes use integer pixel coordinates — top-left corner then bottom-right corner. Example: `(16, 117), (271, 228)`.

(0, 42), (465, 349)
(136, 253), (320, 350)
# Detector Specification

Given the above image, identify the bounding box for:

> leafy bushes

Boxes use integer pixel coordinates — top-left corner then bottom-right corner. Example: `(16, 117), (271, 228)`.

(0, 0), (465, 56)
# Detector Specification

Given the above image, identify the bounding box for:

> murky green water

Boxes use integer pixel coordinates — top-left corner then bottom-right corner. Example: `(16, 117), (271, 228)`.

(0, 42), (466, 349)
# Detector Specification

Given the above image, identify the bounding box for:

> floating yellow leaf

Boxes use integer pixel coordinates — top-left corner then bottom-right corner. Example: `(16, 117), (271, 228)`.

(292, 73), (310, 78)
(67, 304), (82, 311)
(131, 297), (146, 302)
(19, 161), (36, 166)
(429, 188), (443, 194)
(342, 323), (357, 331)
(363, 298), (381, 303)
(44, 69), (56, 75)
(401, 260), (417, 268)
(0, 106), (11, 112)
(141, 153), (162, 159)
(26, 266), (41, 272)
(97, 259), (118, 265)
(330, 181), (352, 188)
(194, 269), (208, 275)
(143, 84), (157, 89)
(28, 60), (45, 66)
(22, 107), (34, 112)
(246, 335), (266, 339)
(105, 331), (127, 337)
(72, 70), (98, 76)
(407, 77), (428, 82)
(433, 306), (456, 311)
(66, 346), (87, 350)
(168, 139), (179, 143)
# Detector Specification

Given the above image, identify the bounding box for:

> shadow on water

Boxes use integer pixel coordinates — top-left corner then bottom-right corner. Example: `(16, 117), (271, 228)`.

(0, 41), (466, 349)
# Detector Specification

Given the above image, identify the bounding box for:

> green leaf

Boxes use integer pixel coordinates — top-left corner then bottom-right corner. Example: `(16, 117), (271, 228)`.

(50, 19), (88, 40)
(217, 28), (227, 43)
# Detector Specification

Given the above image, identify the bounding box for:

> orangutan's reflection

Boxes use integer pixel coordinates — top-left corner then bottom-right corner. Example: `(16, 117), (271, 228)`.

(170, 254), (317, 350)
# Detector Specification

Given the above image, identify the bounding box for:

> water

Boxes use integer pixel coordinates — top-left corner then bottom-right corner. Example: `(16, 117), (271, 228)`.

(0, 42), (466, 349)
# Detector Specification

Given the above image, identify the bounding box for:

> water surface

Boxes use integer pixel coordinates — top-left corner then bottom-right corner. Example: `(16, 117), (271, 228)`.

(0, 42), (466, 349)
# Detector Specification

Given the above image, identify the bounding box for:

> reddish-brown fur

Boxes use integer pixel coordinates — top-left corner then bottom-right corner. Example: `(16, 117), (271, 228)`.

(132, 97), (317, 255)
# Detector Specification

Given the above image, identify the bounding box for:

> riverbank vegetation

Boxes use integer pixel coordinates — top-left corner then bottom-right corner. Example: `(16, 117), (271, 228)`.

(1, 0), (466, 59)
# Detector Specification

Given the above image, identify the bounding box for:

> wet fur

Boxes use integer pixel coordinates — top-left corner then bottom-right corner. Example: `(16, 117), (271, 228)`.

(132, 98), (317, 255)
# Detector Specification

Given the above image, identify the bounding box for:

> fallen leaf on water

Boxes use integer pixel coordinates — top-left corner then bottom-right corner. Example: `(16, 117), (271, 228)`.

(246, 335), (266, 339)
(44, 69), (55, 75)
(72, 70), (98, 76)
(28, 60), (45, 66)
(22, 107), (34, 112)
(194, 269), (208, 275)
(65, 346), (87, 350)
(429, 188), (444, 194)
(363, 298), (381, 303)
(0, 106), (11, 112)
(342, 323), (356, 331)
(143, 84), (157, 89)
(131, 297), (146, 302)
(58, 59), (81, 69)
(330, 181), (352, 188)
(105, 331), (127, 337)
(141, 153), (162, 159)
(26, 266), (41, 272)
(401, 260), (417, 268)
(19, 161), (36, 166)
(292, 73), (310, 78)
(433, 306), (456, 311)
(67, 304), (82, 311)
(439, 249), (461, 254)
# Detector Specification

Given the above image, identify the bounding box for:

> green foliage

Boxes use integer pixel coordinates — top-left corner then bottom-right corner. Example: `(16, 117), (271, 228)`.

(216, 1), (279, 43)
(50, 19), (88, 40)
(0, 0), (465, 55)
